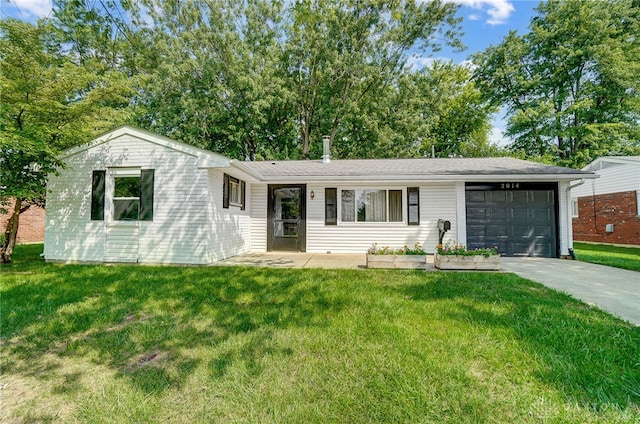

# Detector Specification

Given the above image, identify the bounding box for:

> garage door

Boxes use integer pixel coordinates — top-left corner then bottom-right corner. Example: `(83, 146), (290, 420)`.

(465, 183), (557, 257)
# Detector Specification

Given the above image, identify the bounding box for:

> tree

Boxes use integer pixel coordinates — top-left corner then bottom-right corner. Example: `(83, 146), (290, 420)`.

(331, 62), (499, 159)
(125, 0), (462, 160)
(472, 0), (640, 168)
(130, 0), (297, 160)
(0, 18), (132, 262)
(284, 0), (462, 159)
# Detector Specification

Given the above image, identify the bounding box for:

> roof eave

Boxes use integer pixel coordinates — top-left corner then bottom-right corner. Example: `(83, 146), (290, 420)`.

(248, 173), (597, 183)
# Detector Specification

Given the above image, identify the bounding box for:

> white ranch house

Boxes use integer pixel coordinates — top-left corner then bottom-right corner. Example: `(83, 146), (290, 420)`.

(44, 126), (596, 264)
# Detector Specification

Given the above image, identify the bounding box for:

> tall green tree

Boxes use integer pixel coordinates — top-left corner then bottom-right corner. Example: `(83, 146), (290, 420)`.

(472, 0), (640, 168)
(285, 0), (462, 159)
(0, 18), (132, 262)
(130, 0), (297, 160)
(332, 61), (499, 159)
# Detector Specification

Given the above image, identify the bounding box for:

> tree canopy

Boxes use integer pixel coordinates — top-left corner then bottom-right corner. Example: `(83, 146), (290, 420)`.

(0, 17), (132, 261)
(472, 0), (640, 168)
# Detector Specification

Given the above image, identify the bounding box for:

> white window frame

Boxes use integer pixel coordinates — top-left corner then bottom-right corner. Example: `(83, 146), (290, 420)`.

(229, 178), (243, 206)
(571, 198), (579, 218)
(339, 188), (405, 224)
(108, 168), (141, 223)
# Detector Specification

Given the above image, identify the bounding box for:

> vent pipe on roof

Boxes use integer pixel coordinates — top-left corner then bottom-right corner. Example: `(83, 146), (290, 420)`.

(322, 135), (330, 163)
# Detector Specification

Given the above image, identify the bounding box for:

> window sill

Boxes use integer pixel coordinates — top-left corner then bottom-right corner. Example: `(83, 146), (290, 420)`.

(108, 221), (140, 227)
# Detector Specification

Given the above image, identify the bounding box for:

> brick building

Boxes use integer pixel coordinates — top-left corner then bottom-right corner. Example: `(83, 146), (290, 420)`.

(0, 199), (45, 244)
(571, 157), (640, 246)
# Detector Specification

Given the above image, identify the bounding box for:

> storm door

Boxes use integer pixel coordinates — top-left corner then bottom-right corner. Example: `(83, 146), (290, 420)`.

(267, 185), (306, 252)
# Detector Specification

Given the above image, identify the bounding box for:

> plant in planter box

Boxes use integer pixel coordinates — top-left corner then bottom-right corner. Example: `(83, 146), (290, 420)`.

(435, 241), (500, 270)
(366, 242), (428, 269)
(437, 241), (498, 258)
(367, 242), (427, 256)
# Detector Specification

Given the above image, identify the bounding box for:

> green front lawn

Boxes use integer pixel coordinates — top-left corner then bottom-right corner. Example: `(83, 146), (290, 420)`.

(573, 242), (640, 271)
(2, 245), (639, 423)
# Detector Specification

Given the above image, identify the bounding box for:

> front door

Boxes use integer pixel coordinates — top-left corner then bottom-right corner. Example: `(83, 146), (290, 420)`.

(268, 185), (306, 252)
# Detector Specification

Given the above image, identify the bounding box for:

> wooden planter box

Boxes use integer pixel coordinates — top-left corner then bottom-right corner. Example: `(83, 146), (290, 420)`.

(366, 254), (427, 269)
(434, 253), (501, 270)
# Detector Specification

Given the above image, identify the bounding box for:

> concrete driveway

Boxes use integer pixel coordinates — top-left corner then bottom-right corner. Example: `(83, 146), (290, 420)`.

(501, 258), (640, 326)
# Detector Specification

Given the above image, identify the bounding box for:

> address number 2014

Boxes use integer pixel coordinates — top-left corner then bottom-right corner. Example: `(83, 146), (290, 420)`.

(500, 183), (520, 189)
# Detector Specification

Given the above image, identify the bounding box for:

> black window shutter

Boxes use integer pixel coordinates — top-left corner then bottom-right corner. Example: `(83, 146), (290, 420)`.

(91, 170), (106, 220)
(325, 188), (337, 225)
(240, 180), (246, 211)
(140, 169), (154, 221)
(407, 187), (420, 225)
(223, 173), (230, 209)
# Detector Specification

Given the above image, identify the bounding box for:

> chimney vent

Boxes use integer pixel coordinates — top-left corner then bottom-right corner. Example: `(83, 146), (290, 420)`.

(322, 135), (330, 163)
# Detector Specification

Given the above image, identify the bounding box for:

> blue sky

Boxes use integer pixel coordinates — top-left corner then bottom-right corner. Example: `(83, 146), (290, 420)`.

(2, 0), (542, 145)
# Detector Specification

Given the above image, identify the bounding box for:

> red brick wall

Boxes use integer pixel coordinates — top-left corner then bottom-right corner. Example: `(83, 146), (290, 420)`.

(0, 199), (45, 244)
(573, 190), (640, 245)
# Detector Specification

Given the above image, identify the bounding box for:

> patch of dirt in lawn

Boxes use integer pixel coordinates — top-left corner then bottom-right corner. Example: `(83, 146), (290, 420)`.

(127, 349), (170, 371)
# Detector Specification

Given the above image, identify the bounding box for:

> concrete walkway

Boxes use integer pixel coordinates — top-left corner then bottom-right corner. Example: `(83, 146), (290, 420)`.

(501, 258), (640, 326)
(215, 253), (639, 326)
(214, 252), (367, 269)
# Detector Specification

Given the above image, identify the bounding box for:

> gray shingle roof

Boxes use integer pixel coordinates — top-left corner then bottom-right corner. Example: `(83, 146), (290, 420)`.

(238, 157), (594, 180)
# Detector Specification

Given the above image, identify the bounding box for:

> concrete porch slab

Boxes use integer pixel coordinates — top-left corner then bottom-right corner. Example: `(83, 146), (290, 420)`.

(213, 252), (367, 269)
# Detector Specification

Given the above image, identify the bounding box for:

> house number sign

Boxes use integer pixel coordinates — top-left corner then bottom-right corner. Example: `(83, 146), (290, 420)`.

(499, 183), (521, 189)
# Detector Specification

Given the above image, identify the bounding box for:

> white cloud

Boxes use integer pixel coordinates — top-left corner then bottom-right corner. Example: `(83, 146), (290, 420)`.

(12, 0), (52, 18)
(468, 13), (482, 21)
(407, 56), (440, 71)
(489, 127), (509, 146)
(449, 0), (515, 25)
(407, 55), (477, 71)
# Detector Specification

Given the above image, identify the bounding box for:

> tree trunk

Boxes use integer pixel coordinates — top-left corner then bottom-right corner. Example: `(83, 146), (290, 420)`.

(1, 198), (22, 264)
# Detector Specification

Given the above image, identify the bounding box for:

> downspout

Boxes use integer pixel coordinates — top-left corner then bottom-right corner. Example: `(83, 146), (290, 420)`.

(566, 179), (585, 259)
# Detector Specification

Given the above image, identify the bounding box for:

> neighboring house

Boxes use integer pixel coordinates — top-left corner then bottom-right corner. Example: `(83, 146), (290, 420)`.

(571, 156), (640, 245)
(0, 198), (45, 244)
(44, 126), (596, 264)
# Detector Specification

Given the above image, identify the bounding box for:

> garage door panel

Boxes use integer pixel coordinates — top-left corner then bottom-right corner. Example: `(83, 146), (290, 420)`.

(512, 191), (528, 202)
(487, 208), (507, 219)
(467, 207), (486, 219)
(510, 208), (529, 220)
(488, 191), (507, 202)
(466, 186), (557, 257)
(533, 225), (551, 237)
(487, 225), (508, 235)
(531, 208), (552, 222)
(467, 191), (486, 202)
(511, 225), (534, 238)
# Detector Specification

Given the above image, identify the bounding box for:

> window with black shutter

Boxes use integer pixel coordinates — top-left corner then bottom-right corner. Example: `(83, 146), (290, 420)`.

(91, 170), (106, 220)
(407, 187), (420, 225)
(223, 173), (245, 210)
(325, 188), (337, 225)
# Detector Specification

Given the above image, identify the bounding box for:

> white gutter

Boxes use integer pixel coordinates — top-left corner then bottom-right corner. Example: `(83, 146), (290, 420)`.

(238, 173), (597, 183)
(565, 179), (586, 257)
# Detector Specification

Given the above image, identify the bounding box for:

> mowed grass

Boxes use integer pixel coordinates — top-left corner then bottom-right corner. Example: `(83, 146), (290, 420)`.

(574, 242), (640, 271)
(2, 245), (639, 423)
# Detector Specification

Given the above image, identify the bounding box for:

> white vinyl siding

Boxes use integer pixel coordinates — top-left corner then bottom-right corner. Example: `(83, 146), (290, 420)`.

(45, 133), (211, 264)
(571, 161), (640, 198)
(105, 224), (139, 262)
(250, 184), (268, 252)
(207, 169), (251, 261)
(302, 182), (458, 253)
